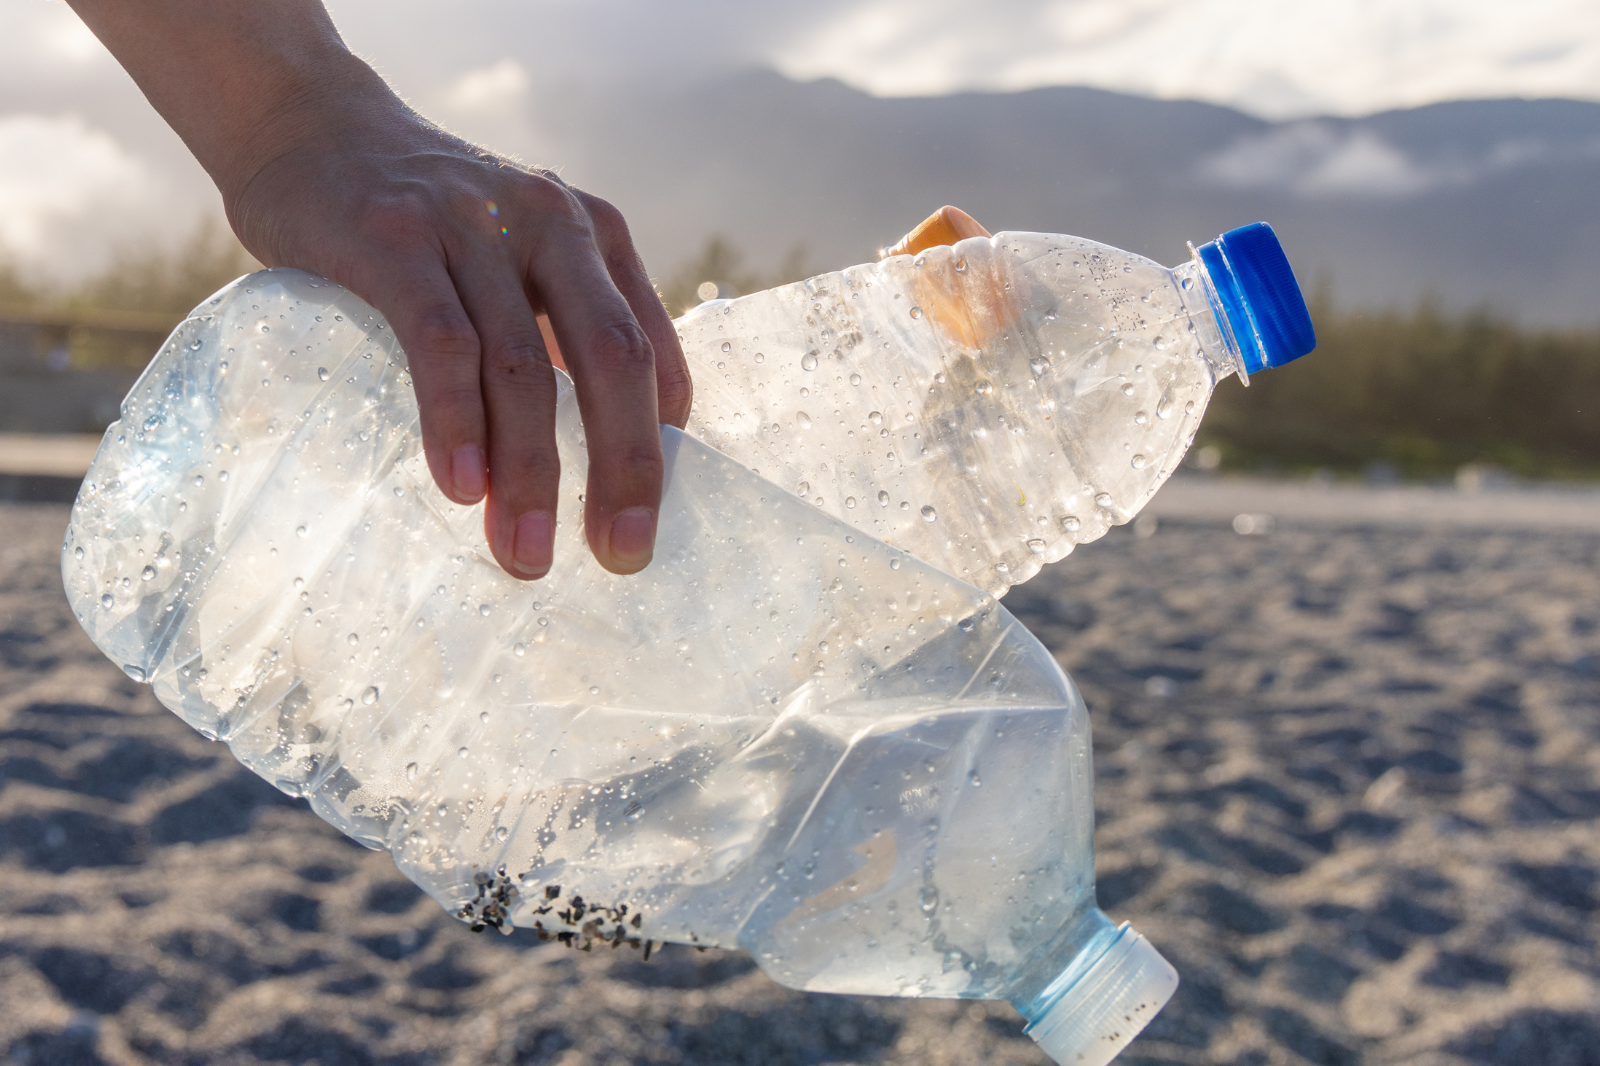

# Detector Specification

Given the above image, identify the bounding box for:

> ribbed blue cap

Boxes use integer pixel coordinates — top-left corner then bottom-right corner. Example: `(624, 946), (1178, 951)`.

(1195, 222), (1316, 374)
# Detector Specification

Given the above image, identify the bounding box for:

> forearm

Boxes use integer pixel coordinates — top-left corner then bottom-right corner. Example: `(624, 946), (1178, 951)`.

(65, 0), (399, 202)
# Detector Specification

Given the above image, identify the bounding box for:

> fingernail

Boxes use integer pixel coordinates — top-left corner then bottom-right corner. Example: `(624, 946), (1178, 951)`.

(512, 511), (555, 577)
(609, 507), (655, 569)
(452, 444), (486, 502)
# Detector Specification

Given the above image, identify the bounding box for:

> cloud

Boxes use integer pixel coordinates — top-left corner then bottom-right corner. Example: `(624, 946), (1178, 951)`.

(1196, 120), (1600, 198)
(444, 58), (532, 114)
(1196, 125), (1435, 197)
(0, 114), (162, 278)
(768, 0), (1600, 119)
(3, 0), (1598, 281)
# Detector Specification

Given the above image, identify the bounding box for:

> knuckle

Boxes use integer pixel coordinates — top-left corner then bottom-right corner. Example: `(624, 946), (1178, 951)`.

(517, 172), (586, 220)
(410, 304), (479, 360)
(579, 192), (628, 240)
(586, 320), (654, 375)
(481, 333), (553, 382)
(658, 362), (695, 420)
(602, 439), (665, 486)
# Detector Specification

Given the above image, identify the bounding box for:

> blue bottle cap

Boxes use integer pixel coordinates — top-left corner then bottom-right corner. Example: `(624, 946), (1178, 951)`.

(1195, 222), (1316, 375)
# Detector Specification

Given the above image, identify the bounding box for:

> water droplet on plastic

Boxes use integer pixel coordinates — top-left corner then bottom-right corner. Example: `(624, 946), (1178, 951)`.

(954, 258), (967, 273)
(721, 342), (731, 353)
(1185, 400), (1196, 413)
(919, 887), (939, 913)
(347, 632), (359, 646)
(867, 410), (883, 425)
(975, 380), (993, 395)
(1027, 538), (1047, 553)
(123, 664), (146, 682)
(405, 762), (419, 782)
(514, 642), (526, 657)
(140, 565), (155, 581)
(801, 353), (818, 371)
(1030, 356), (1051, 375)
(1156, 395), (1175, 419)
(920, 505), (938, 522)
(100, 593), (114, 609)
(754, 352), (764, 363)
(968, 769), (982, 787)
(1131, 454), (1148, 469)
(957, 617), (975, 632)
(495, 826), (509, 841)
(797, 411), (812, 429)
(193, 475), (204, 487)
(1120, 382), (1135, 396)
(1095, 492), (1114, 508)
(845, 496), (856, 508)
(1134, 410), (1149, 425)
(909, 306), (923, 319)
(317, 367), (329, 381)
(479, 603), (491, 617)
(849, 373), (862, 385)
(73, 546), (84, 560)
(588, 685), (600, 695)
(889, 557), (901, 569)
(877, 490), (890, 506)
(295, 525), (308, 538)
(796, 481), (809, 497)
(1062, 516), (1082, 532)
(361, 686), (379, 705)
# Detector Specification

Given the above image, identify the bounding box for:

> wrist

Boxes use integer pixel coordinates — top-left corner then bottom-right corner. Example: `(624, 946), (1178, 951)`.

(210, 48), (401, 208)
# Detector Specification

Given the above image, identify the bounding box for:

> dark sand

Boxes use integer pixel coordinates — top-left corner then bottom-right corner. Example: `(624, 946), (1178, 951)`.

(2, 499), (1597, 1066)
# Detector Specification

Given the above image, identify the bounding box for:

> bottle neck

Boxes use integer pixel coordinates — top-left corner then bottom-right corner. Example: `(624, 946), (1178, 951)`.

(1171, 256), (1250, 386)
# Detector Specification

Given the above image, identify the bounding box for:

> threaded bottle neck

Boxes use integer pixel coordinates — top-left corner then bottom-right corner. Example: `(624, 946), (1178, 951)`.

(1171, 256), (1250, 385)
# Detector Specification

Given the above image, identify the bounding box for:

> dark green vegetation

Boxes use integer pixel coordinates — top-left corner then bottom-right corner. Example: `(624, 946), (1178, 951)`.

(1200, 294), (1600, 480)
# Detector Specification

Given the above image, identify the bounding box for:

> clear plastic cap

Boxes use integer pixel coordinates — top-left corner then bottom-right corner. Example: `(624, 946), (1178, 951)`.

(1023, 923), (1179, 1066)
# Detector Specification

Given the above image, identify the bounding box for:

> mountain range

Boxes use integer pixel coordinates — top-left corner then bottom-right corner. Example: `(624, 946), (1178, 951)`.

(537, 71), (1600, 327)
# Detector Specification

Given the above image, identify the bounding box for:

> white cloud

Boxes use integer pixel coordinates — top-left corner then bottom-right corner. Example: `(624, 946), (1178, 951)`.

(770, 0), (1600, 118)
(2, 0), (1598, 281)
(1196, 125), (1435, 197)
(444, 58), (532, 115)
(0, 114), (162, 278)
(39, 7), (109, 64)
(1196, 120), (1600, 198)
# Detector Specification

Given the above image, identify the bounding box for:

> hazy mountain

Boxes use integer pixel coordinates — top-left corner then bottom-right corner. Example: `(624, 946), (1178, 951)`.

(545, 71), (1600, 327)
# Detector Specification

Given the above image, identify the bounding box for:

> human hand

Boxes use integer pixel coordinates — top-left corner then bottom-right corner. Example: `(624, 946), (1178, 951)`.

(66, 0), (689, 581)
(228, 104), (691, 581)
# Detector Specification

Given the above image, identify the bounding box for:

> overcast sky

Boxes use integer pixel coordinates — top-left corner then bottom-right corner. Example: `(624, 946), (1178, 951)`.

(2, 0), (1597, 282)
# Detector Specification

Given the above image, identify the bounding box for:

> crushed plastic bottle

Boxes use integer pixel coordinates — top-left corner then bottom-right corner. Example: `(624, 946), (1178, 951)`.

(686, 223), (1315, 593)
(64, 268), (1181, 1065)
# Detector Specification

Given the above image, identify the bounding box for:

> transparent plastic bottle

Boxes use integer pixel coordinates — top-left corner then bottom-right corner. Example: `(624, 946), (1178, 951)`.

(685, 223), (1315, 594)
(63, 269), (1176, 1065)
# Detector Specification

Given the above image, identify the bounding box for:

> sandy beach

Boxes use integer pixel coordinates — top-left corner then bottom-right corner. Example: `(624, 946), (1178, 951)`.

(2, 484), (1597, 1065)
